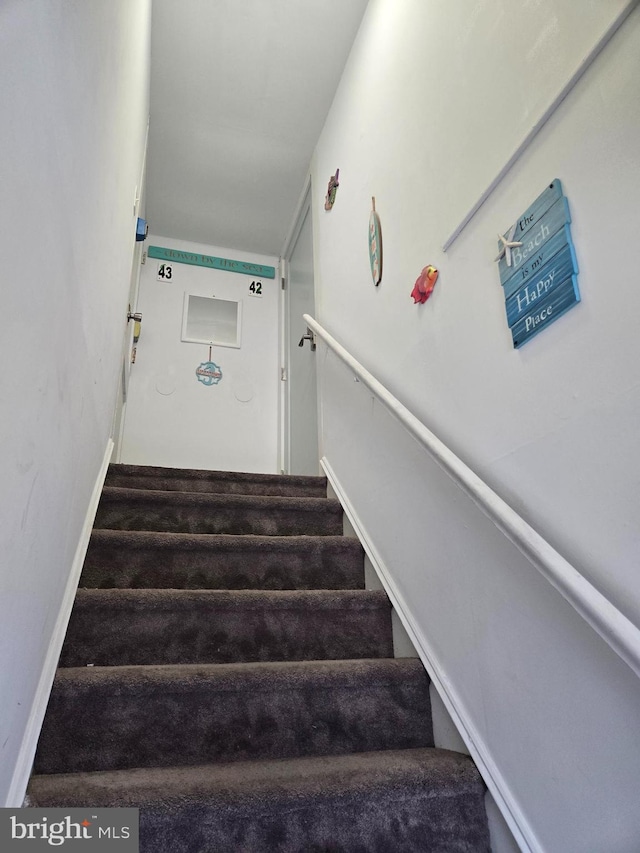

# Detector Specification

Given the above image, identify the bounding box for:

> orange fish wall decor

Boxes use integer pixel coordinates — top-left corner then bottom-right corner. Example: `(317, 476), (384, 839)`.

(411, 265), (439, 304)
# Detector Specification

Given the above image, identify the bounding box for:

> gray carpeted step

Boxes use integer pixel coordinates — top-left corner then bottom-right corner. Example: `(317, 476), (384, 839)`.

(81, 530), (365, 590)
(34, 658), (432, 775)
(95, 487), (343, 536)
(106, 463), (328, 497)
(59, 589), (393, 666)
(28, 748), (491, 852)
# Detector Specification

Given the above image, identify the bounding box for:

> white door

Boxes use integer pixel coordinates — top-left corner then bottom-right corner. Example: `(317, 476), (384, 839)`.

(283, 194), (319, 474)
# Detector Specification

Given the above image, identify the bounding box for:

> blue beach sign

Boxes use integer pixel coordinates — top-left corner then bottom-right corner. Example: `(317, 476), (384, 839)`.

(495, 180), (580, 348)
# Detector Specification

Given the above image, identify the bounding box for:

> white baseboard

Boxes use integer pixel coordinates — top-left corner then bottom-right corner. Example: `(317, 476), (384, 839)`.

(5, 439), (114, 808)
(321, 455), (540, 853)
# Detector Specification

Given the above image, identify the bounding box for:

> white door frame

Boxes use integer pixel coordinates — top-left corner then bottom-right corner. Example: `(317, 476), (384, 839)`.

(111, 119), (149, 463)
(279, 175), (316, 473)
(111, 240), (144, 462)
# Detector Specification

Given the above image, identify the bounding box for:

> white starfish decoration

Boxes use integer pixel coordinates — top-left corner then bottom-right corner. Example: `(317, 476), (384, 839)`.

(495, 222), (523, 267)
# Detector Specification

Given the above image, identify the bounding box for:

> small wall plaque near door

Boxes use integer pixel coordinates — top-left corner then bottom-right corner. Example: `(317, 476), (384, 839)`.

(181, 294), (242, 349)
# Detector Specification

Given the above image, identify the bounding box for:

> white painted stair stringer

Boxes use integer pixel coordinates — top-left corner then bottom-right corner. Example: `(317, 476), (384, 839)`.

(321, 455), (541, 853)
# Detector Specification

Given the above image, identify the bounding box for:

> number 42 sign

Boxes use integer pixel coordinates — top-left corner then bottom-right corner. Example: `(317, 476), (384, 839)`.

(248, 280), (262, 297)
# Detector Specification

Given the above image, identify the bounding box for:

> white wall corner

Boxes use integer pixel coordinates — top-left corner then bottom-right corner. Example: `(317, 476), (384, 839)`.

(5, 439), (114, 808)
(429, 683), (469, 754)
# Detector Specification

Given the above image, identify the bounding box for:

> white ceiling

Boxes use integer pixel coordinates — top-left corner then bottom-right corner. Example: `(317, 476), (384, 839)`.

(146, 0), (369, 257)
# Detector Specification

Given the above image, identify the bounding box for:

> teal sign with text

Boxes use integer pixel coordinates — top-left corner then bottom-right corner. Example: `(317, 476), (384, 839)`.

(148, 246), (276, 279)
(496, 179), (580, 348)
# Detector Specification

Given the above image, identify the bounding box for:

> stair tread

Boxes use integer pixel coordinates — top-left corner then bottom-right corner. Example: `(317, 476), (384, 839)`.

(51, 657), (427, 696)
(108, 463), (327, 487)
(29, 747), (483, 808)
(104, 464), (328, 497)
(99, 486), (340, 510)
(86, 529), (362, 549)
(70, 588), (390, 611)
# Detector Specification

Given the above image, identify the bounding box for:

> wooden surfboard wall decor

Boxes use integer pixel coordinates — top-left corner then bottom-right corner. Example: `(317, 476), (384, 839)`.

(368, 196), (383, 286)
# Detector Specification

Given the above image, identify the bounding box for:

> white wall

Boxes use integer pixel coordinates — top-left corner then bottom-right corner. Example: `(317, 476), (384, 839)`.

(314, 0), (640, 624)
(0, 0), (151, 805)
(121, 236), (280, 473)
(311, 2), (640, 850)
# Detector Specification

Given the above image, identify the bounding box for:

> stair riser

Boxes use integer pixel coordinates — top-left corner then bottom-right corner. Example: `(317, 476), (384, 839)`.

(60, 605), (393, 666)
(81, 536), (364, 590)
(139, 791), (488, 853)
(35, 676), (432, 774)
(94, 503), (343, 536)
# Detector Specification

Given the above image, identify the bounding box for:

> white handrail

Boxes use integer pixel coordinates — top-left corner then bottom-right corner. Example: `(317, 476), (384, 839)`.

(305, 313), (640, 680)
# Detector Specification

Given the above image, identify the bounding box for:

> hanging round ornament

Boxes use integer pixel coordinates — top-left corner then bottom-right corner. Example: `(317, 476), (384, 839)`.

(324, 168), (340, 210)
(368, 196), (383, 286)
(196, 361), (223, 386)
(196, 346), (223, 386)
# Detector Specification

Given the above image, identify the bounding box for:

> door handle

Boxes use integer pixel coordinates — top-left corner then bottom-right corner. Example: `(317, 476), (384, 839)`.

(127, 311), (142, 344)
(298, 329), (316, 351)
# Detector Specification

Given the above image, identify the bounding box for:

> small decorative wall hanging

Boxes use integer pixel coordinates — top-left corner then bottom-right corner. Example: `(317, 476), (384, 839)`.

(196, 361), (223, 386)
(368, 197), (383, 286)
(324, 169), (340, 210)
(411, 265), (439, 304)
(196, 347), (223, 386)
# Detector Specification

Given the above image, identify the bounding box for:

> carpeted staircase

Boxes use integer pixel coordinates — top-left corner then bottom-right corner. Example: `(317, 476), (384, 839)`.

(28, 463), (490, 852)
